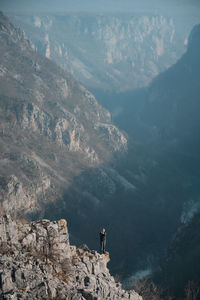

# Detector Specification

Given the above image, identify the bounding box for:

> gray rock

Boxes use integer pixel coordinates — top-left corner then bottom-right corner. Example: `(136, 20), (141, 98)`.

(0, 215), (142, 300)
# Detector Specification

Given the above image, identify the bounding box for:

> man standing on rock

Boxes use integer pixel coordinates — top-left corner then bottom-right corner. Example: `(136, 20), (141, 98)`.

(100, 228), (106, 254)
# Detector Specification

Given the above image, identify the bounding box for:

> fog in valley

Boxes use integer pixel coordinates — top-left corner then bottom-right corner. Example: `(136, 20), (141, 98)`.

(0, 1), (200, 298)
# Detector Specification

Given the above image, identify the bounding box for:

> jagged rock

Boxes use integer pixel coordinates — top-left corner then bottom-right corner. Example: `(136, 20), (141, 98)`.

(79, 244), (90, 251)
(0, 215), (142, 300)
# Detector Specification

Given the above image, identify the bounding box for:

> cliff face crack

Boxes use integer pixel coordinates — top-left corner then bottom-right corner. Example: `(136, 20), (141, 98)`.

(11, 268), (16, 283)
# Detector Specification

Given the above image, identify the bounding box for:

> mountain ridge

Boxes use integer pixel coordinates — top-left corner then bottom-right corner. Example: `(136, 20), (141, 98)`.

(0, 11), (127, 218)
(8, 12), (197, 92)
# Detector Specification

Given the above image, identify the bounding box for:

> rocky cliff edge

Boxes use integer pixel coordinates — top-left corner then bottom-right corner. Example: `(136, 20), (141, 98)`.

(0, 215), (142, 300)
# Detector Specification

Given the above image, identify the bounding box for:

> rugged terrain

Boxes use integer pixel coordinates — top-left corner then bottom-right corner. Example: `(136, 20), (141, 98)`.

(141, 23), (200, 144)
(0, 11), (127, 218)
(8, 13), (198, 92)
(0, 214), (142, 299)
(134, 212), (200, 300)
(0, 11), (147, 279)
(111, 23), (200, 299)
(1, 10), (200, 292)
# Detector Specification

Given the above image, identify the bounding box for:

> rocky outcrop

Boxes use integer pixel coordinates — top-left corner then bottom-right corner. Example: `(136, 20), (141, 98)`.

(0, 215), (142, 300)
(0, 174), (41, 215)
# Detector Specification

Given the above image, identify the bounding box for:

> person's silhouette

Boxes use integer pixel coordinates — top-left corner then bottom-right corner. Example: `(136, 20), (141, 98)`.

(100, 228), (106, 254)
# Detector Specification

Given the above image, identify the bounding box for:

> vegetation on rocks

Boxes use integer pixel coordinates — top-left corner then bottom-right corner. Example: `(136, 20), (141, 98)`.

(0, 214), (142, 300)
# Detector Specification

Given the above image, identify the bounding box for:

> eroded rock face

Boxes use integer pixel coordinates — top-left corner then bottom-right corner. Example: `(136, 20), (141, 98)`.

(8, 13), (197, 91)
(0, 10), (127, 161)
(0, 12), (127, 216)
(0, 173), (51, 217)
(0, 215), (142, 300)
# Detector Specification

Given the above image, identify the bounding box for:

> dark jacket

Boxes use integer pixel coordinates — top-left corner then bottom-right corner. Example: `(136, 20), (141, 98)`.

(100, 232), (106, 242)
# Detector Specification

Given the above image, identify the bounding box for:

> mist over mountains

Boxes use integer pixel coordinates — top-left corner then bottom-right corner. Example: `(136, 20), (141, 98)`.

(8, 12), (198, 92)
(0, 10), (128, 216)
(0, 0), (200, 298)
(1, 0), (200, 14)
(128, 21), (200, 300)
(0, 11), (181, 279)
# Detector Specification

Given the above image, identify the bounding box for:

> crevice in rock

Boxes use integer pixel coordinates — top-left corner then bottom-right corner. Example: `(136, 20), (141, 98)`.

(11, 268), (16, 282)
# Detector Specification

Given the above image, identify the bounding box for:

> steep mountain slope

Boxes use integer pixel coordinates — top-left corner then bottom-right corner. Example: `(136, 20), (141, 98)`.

(0, 12), (152, 279)
(1, 11), (200, 286)
(141, 23), (200, 145)
(97, 24), (200, 145)
(8, 13), (197, 92)
(0, 12), (197, 283)
(134, 212), (200, 300)
(0, 11), (127, 218)
(72, 21), (200, 284)
(140, 24), (200, 218)
(115, 24), (200, 296)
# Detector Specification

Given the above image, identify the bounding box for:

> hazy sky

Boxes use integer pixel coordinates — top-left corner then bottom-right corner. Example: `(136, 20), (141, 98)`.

(0, 0), (200, 15)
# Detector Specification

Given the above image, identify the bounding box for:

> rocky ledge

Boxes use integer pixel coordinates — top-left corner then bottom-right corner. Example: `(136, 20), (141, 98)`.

(0, 215), (142, 300)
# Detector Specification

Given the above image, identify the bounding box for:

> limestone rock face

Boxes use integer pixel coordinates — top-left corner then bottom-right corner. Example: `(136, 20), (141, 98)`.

(0, 215), (142, 300)
(8, 13), (197, 91)
(0, 174), (51, 216)
(0, 12), (127, 162)
(0, 12), (127, 216)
